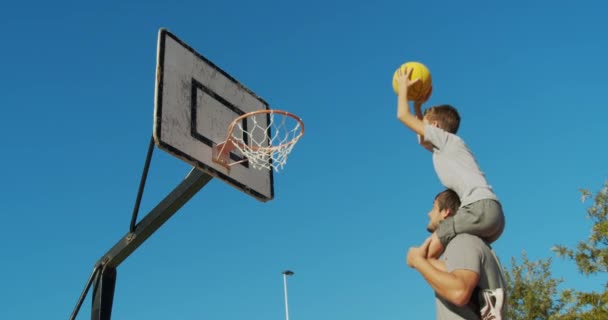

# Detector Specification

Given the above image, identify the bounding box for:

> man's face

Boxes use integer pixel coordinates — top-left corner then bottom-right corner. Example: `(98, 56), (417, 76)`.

(426, 199), (447, 233)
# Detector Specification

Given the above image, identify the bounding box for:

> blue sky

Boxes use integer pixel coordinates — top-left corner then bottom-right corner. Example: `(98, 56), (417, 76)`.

(1, 0), (607, 319)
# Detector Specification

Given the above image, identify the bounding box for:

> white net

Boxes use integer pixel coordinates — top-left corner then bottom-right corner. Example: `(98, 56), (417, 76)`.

(229, 111), (303, 172)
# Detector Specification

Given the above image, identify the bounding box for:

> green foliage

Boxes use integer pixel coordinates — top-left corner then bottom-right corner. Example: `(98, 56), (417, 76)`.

(503, 253), (567, 319)
(553, 184), (608, 275)
(504, 181), (608, 319)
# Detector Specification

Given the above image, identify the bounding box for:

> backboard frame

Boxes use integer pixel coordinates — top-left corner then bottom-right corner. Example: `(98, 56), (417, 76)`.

(154, 29), (274, 202)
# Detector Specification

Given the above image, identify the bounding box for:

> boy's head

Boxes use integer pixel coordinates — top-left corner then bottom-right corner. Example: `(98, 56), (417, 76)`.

(423, 104), (460, 134)
(427, 189), (461, 233)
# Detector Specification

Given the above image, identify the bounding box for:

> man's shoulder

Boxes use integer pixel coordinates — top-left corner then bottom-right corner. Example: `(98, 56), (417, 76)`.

(444, 234), (487, 274)
(453, 233), (481, 240)
(449, 234), (487, 248)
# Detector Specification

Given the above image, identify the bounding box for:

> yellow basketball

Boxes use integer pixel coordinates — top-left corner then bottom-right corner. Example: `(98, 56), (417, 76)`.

(392, 61), (432, 101)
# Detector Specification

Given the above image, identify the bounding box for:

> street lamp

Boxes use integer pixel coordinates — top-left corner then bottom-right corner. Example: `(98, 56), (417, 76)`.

(282, 270), (294, 320)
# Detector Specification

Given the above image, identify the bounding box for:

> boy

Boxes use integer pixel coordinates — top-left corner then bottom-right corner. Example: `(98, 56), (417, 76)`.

(396, 67), (505, 259)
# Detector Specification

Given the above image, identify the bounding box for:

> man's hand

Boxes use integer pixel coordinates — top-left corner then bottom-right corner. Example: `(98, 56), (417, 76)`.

(406, 237), (432, 269)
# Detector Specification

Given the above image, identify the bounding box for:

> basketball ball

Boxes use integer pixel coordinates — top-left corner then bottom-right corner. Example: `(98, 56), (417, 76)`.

(392, 61), (432, 101)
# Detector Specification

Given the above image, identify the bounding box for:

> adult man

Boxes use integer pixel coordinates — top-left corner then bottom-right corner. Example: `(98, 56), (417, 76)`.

(407, 189), (507, 319)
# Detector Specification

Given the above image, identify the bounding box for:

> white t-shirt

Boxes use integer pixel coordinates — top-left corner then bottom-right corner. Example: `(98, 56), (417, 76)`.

(423, 124), (497, 206)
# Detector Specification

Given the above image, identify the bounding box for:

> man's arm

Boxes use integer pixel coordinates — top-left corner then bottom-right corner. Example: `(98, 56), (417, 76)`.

(428, 257), (447, 271)
(412, 257), (479, 306)
(407, 238), (479, 306)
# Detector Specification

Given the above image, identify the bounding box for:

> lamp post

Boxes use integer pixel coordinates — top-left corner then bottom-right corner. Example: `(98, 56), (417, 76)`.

(282, 270), (294, 320)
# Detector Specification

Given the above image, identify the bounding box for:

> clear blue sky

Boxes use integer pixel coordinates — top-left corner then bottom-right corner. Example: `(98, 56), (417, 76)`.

(2, 1), (607, 319)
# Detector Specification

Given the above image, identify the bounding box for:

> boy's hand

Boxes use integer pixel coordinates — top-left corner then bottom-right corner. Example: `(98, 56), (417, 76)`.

(396, 67), (421, 101)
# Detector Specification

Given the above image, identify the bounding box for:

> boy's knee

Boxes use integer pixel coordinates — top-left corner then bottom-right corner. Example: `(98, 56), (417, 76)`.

(436, 219), (456, 247)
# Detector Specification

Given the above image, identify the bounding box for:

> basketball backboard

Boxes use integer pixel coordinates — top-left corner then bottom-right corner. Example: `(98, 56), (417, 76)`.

(154, 29), (274, 202)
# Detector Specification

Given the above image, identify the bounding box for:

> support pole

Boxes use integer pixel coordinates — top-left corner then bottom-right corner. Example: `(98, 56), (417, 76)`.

(282, 270), (294, 320)
(68, 167), (212, 320)
(91, 267), (117, 320)
(99, 168), (212, 270)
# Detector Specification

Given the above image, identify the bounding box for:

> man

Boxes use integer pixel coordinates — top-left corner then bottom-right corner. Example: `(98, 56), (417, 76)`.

(407, 189), (507, 319)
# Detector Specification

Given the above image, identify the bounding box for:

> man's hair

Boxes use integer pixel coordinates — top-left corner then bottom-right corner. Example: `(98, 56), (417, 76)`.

(423, 104), (461, 133)
(434, 189), (461, 215)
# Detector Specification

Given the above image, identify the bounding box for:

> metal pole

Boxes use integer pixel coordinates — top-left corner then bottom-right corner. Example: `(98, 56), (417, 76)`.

(67, 168), (212, 320)
(282, 270), (294, 320)
(130, 136), (155, 233)
(69, 264), (102, 320)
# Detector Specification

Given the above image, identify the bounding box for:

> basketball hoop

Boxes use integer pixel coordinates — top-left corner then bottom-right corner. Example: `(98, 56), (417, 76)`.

(213, 110), (304, 172)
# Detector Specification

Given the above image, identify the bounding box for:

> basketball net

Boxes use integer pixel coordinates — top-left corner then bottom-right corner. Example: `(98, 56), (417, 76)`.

(213, 110), (304, 172)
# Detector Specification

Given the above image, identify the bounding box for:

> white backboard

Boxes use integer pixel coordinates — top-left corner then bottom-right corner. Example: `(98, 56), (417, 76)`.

(154, 29), (274, 202)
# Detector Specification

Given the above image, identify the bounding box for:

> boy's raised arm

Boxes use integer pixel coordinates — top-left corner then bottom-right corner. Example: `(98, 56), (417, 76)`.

(413, 100), (434, 152)
(395, 67), (427, 141)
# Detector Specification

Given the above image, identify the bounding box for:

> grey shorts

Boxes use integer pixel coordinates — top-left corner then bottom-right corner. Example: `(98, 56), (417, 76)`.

(436, 199), (505, 247)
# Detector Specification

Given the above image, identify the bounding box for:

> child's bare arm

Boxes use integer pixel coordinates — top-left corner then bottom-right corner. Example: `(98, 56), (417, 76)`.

(396, 68), (425, 136)
(413, 101), (424, 120)
(412, 90), (434, 151)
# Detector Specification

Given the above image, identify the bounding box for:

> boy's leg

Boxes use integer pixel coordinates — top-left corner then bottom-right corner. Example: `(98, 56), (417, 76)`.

(435, 215), (457, 248)
(454, 200), (505, 243)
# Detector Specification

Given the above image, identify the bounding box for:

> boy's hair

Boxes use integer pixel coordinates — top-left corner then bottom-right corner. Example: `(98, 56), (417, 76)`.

(434, 189), (461, 214)
(423, 104), (461, 134)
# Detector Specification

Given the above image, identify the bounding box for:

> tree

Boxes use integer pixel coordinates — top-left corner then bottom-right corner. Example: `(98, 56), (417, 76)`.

(503, 253), (570, 319)
(551, 182), (608, 319)
(504, 181), (608, 319)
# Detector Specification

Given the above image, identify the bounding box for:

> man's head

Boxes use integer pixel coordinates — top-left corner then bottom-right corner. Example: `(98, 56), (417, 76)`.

(423, 104), (461, 134)
(427, 189), (461, 233)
